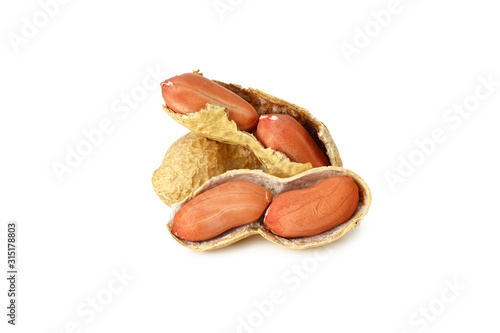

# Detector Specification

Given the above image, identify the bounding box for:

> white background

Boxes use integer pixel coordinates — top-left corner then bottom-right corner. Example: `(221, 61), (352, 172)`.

(1, 0), (499, 332)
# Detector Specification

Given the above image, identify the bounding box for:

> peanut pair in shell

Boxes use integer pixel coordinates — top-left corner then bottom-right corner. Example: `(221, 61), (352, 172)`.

(162, 72), (342, 178)
(167, 167), (371, 251)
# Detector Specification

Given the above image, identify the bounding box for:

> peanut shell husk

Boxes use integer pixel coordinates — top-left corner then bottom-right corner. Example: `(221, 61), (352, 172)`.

(152, 132), (261, 207)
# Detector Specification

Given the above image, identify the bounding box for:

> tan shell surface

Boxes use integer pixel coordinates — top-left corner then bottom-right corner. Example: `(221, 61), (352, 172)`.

(167, 166), (371, 251)
(152, 132), (261, 207)
(163, 77), (342, 178)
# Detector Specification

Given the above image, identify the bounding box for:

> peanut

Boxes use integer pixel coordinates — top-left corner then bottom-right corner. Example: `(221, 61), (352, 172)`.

(264, 176), (359, 238)
(256, 114), (330, 167)
(161, 73), (259, 132)
(172, 181), (272, 241)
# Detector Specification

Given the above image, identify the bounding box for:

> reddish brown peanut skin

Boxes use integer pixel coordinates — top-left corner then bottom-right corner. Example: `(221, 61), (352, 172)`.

(256, 114), (330, 167)
(172, 181), (272, 242)
(264, 176), (359, 238)
(161, 73), (259, 132)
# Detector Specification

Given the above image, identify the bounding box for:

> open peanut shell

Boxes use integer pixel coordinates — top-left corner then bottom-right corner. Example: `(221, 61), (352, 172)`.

(167, 166), (371, 251)
(163, 74), (342, 178)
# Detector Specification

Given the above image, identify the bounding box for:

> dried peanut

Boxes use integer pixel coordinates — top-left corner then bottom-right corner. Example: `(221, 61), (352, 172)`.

(161, 73), (259, 132)
(256, 114), (330, 167)
(264, 176), (359, 238)
(172, 180), (272, 241)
